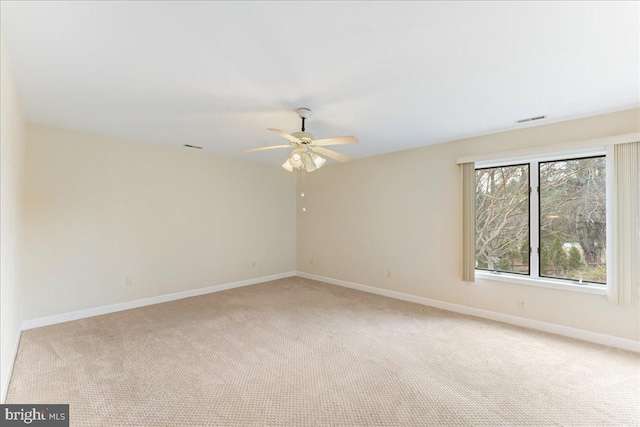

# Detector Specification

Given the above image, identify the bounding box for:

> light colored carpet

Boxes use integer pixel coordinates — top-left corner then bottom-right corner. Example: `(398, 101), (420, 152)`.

(7, 277), (640, 426)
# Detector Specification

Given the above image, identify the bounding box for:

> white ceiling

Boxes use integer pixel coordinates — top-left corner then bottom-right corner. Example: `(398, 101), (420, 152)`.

(1, 1), (638, 165)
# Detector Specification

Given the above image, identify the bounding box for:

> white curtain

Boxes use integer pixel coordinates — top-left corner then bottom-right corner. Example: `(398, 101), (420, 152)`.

(462, 162), (475, 283)
(609, 141), (639, 306)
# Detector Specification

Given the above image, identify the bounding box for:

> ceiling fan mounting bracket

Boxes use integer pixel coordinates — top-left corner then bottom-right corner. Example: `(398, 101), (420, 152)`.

(296, 108), (312, 120)
(296, 108), (311, 132)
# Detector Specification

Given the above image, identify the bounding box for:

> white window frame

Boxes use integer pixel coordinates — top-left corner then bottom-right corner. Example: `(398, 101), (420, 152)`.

(474, 147), (608, 295)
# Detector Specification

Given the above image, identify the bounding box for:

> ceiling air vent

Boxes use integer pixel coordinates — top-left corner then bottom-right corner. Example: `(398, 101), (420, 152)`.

(183, 144), (203, 149)
(515, 115), (547, 124)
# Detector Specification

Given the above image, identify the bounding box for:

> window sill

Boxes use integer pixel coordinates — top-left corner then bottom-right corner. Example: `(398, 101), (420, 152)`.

(475, 271), (607, 295)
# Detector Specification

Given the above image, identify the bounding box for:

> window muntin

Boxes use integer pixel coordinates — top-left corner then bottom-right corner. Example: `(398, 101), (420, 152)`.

(475, 164), (530, 275)
(539, 156), (606, 284)
(474, 154), (607, 286)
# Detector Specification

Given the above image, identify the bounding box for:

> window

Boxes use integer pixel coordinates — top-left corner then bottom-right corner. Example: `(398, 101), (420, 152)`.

(475, 164), (530, 275)
(475, 155), (607, 286)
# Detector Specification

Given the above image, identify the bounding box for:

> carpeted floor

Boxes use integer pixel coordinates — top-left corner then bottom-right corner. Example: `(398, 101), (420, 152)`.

(7, 277), (640, 426)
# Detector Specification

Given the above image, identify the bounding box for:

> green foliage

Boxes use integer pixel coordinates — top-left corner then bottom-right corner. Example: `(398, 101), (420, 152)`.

(549, 236), (562, 259)
(540, 246), (550, 273)
(549, 236), (567, 273)
(557, 255), (568, 271)
(541, 237), (573, 275)
(520, 239), (529, 264)
(568, 247), (582, 270)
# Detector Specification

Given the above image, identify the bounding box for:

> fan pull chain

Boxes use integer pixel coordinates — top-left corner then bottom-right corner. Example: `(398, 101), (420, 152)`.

(300, 169), (307, 212)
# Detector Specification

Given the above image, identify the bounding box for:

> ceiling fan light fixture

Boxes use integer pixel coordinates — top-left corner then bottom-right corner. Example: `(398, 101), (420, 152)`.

(281, 159), (294, 172)
(310, 152), (326, 169)
(303, 153), (318, 172)
(281, 150), (326, 173)
(289, 151), (303, 168)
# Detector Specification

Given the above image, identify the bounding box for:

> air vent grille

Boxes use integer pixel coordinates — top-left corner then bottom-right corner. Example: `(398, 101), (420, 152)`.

(515, 115), (547, 124)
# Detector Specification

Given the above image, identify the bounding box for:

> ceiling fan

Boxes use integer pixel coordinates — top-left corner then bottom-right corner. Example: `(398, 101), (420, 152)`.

(243, 108), (359, 172)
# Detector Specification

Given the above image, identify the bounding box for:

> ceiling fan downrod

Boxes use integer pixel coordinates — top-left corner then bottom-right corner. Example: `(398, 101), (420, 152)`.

(296, 108), (312, 132)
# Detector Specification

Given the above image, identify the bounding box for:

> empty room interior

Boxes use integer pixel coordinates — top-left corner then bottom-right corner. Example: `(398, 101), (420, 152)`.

(1, 2), (639, 426)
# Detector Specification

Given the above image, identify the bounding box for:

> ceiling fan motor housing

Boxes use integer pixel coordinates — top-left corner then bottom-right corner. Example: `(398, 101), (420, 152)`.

(292, 131), (315, 143)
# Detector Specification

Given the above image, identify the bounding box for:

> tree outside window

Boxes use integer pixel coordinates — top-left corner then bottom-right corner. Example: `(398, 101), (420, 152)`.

(475, 156), (606, 285)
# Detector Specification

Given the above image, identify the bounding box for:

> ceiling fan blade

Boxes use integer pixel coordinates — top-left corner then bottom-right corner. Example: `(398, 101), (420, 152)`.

(311, 136), (359, 147)
(268, 128), (302, 144)
(242, 144), (292, 153)
(312, 147), (351, 163)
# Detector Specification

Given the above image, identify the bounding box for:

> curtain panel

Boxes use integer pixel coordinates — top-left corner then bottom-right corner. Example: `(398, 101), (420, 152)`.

(462, 162), (475, 283)
(609, 141), (639, 306)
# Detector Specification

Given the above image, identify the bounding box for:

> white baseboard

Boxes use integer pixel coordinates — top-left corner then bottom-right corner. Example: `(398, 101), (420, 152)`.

(21, 272), (296, 331)
(1, 328), (22, 404)
(296, 271), (640, 353)
(16, 269), (639, 352)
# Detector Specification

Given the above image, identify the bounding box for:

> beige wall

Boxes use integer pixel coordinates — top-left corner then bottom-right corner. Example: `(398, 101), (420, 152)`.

(297, 108), (640, 341)
(21, 124), (296, 320)
(1, 40), (27, 402)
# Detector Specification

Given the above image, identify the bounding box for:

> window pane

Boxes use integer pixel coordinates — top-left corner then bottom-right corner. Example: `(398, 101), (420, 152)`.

(475, 165), (530, 274)
(539, 157), (606, 284)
